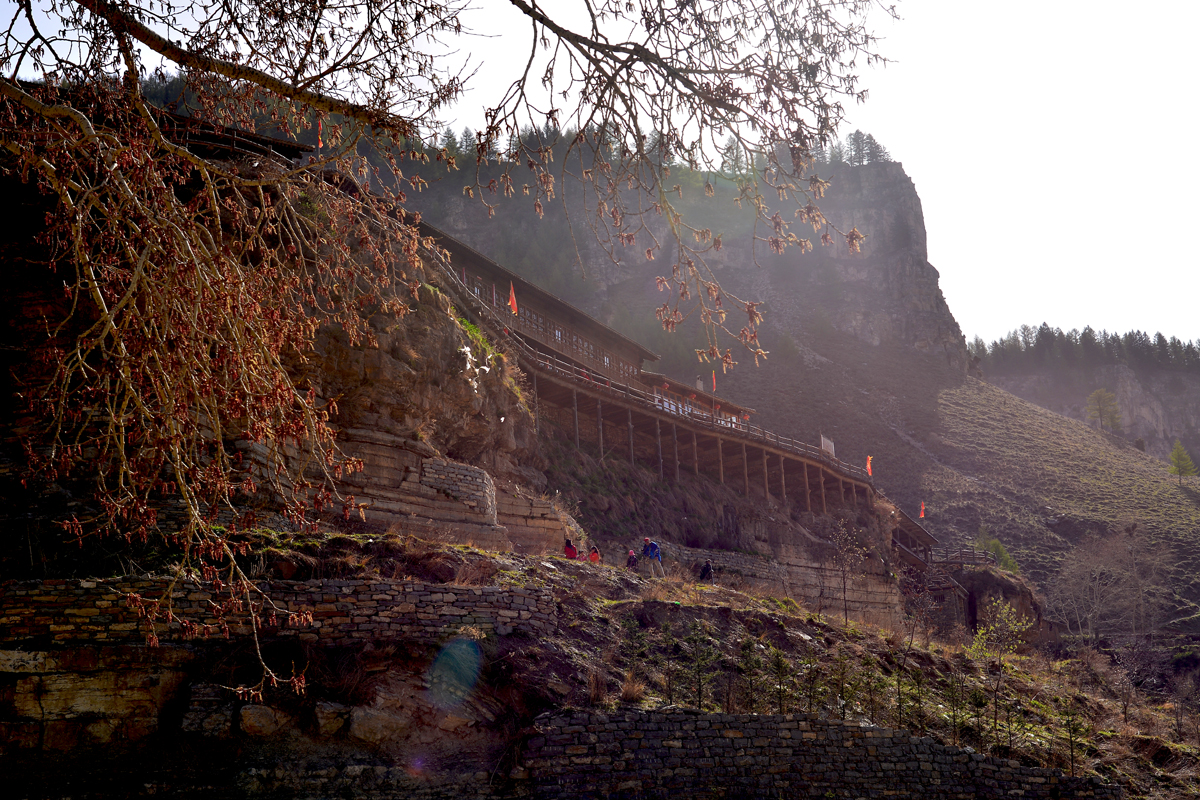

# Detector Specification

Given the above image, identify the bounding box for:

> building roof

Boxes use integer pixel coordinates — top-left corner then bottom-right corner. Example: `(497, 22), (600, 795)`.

(893, 509), (939, 547)
(640, 370), (755, 417)
(158, 109), (313, 161)
(417, 221), (660, 365)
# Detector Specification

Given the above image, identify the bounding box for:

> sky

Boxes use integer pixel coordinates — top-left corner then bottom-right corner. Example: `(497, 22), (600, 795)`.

(446, 0), (1200, 345)
(837, 0), (1200, 344)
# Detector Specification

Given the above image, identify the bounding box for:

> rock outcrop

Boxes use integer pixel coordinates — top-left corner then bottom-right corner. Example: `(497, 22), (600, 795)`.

(991, 364), (1200, 462)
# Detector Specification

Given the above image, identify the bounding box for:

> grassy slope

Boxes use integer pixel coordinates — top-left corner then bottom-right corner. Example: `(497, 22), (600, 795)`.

(408, 163), (1200, 624)
(929, 379), (1200, 615)
(258, 534), (1200, 799)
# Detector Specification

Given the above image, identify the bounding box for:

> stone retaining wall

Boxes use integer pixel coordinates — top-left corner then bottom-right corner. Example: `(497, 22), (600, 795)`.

(0, 578), (556, 647)
(665, 540), (904, 628)
(496, 490), (569, 554)
(333, 428), (511, 545)
(521, 710), (1121, 799)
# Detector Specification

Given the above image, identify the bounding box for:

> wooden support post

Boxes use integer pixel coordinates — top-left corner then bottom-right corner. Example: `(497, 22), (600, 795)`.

(838, 478), (845, 508)
(597, 398), (603, 459)
(573, 389), (579, 449)
(820, 469), (827, 514)
(803, 462), (811, 513)
(656, 418), (664, 481)
(672, 424), (680, 483)
(779, 454), (787, 504)
(741, 442), (749, 496)
(718, 438), (724, 485)
(852, 483), (859, 510)
(532, 373), (539, 434)
(692, 432), (699, 476)
(761, 449), (769, 499)
(628, 409), (634, 466)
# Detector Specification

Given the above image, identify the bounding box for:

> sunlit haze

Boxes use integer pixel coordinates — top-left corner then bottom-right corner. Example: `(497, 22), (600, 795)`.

(448, 0), (1200, 346)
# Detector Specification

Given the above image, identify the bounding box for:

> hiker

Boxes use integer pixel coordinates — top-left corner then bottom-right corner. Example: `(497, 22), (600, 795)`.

(563, 537), (578, 560)
(625, 550), (639, 571)
(589, 545), (601, 564)
(698, 559), (713, 582)
(642, 537), (665, 578)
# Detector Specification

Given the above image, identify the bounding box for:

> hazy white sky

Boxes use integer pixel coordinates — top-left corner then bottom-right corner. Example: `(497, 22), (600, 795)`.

(840, 0), (1200, 344)
(449, 0), (1200, 345)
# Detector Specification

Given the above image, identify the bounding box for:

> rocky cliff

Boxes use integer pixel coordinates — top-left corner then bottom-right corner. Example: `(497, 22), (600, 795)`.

(991, 365), (1200, 462)
(414, 162), (967, 376)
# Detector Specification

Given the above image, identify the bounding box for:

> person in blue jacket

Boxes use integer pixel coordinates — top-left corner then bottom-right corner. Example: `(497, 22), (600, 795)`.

(642, 537), (665, 578)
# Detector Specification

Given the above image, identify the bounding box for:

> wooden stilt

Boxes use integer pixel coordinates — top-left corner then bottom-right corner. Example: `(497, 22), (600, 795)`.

(718, 438), (724, 485)
(672, 424), (679, 483)
(656, 418), (664, 481)
(628, 409), (634, 466)
(597, 398), (603, 460)
(573, 389), (579, 449)
(741, 442), (749, 496)
(820, 469), (827, 514)
(692, 432), (699, 476)
(779, 454), (787, 504)
(803, 462), (811, 513)
(852, 482), (859, 510)
(761, 449), (769, 499)
(838, 477), (845, 507)
(533, 373), (539, 434)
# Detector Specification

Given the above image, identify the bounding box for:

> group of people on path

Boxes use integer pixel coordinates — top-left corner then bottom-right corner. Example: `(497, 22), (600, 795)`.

(562, 536), (714, 583)
(563, 536), (702, 581)
(562, 537), (602, 563)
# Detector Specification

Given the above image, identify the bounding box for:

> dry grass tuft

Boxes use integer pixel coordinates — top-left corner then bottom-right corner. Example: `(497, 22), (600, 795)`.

(588, 670), (609, 706)
(620, 670), (647, 703)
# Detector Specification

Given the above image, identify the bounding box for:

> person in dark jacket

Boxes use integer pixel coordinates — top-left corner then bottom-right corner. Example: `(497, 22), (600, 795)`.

(625, 550), (639, 571)
(698, 559), (713, 582)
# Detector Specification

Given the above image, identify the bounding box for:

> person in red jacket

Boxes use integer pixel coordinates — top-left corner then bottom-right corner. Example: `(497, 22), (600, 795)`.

(563, 537), (578, 560)
(588, 545), (601, 563)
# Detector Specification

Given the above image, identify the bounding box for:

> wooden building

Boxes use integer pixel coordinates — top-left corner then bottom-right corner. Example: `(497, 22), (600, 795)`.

(420, 223), (877, 516)
(418, 220), (657, 384)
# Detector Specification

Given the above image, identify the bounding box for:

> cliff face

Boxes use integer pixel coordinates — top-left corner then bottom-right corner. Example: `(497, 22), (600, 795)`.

(417, 162), (967, 374)
(991, 365), (1200, 462)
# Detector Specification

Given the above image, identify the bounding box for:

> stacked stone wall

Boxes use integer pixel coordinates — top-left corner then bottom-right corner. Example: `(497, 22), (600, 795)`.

(521, 710), (1121, 799)
(332, 428), (511, 549)
(665, 540), (903, 628)
(495, 489), (569, 554)
(0, 578), (555, 647)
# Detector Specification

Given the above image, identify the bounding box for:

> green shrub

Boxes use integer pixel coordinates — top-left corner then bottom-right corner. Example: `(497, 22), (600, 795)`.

(976, 528), (1020, 573)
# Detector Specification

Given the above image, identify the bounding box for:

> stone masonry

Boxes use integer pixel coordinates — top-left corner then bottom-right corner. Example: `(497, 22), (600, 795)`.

(0, 577), (556, 647)
(521, 710), (1121, 799)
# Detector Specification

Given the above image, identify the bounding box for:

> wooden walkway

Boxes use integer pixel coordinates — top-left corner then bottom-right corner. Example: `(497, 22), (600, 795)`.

(428, 246), (875, 514)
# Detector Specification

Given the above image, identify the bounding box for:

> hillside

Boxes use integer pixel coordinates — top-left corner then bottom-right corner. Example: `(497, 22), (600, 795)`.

(1, 538), (1193, 798)
(409, 160), (1200, 626)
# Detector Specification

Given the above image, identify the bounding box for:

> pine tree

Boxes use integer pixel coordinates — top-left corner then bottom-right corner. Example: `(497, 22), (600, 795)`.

(863, 133), (891, 163)
(847, 129), (867, 166)
(1085, 388), (1122, 433)
(1169, 440), (1198, 486)
(719, 136), (747, 176)
(439, 125), (460, 158)
(458, 126), (477, 160)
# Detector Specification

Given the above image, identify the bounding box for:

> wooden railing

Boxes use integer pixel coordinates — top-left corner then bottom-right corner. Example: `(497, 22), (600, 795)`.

(427, 246), (874, 486)
(932, 547), (997, 567)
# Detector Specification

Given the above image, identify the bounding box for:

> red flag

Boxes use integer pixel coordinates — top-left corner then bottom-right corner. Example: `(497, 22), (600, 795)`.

(919, 502), (925, 518)
(711, 370), (716, 393)
(317, 117), (323, 151)
(508, 282), (518, 315)
(866, 456), (872, 476)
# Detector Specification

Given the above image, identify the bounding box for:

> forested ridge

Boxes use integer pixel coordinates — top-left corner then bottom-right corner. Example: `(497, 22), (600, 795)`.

(971, 324), (1200, 376)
